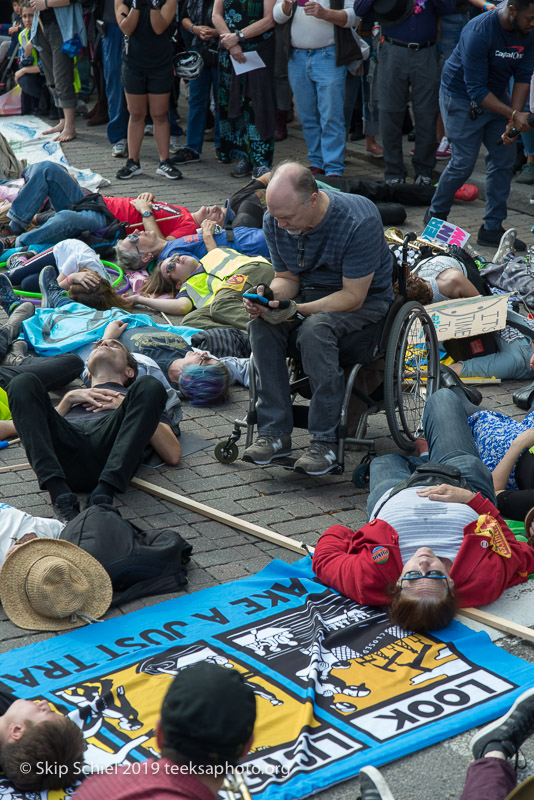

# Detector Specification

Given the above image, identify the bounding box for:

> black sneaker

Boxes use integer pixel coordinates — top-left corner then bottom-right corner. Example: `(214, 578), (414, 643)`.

(86, 493), (114, 508)
(358, 766), (395, 800)
(232, 158), (252, 178)
(53, 492), (81, 524)
(156, 159), (183, 180)
(0, 273), (19, 315)
(171, 146), (200, 164)
(477, 224), (526, 252)
(116, 158), (142, 180)
(471, 687), (534, 760)
(39, 266), (68, 309)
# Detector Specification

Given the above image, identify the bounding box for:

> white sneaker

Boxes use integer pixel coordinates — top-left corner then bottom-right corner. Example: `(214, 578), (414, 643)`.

(111, 139), (127, 158)
(169, 136), (182, 154)
(144, 124), (153, 136)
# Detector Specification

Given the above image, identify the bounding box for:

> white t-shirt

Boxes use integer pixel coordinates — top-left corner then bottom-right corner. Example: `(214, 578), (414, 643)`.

(371, 486), (478, 564)
(0, 502), (64, 565)
(54, 240), (109, 282)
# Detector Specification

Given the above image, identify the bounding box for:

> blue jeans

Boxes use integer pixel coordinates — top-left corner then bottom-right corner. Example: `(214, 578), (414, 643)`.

(460, 335), (534, 380)
(366, 389), (496, 518)
(288, 46), (347, 175)
(430, 91), (516, 229)
(8, 162), (107, 247)
(186, 62), (220, 154)
(101, 23), (129, 145)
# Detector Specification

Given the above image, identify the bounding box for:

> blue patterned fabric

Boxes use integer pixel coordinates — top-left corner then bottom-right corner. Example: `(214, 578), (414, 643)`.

(468, 409), (534, 490)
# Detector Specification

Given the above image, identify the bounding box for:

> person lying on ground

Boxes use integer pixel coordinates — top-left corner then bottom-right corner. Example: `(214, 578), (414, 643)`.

(4, 239), (111, 294)
(0, 161), (227, 249)
(6, 313), (182, 523)
(0, 681), (85, 791)
(103, 319), (234, 406)
(312, 388), (534, 631)
(126, 220), (274, 328)
(115, 209), (270, 279)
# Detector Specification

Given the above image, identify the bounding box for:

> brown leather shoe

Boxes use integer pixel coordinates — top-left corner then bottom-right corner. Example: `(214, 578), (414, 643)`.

(87, 103), (109, 127)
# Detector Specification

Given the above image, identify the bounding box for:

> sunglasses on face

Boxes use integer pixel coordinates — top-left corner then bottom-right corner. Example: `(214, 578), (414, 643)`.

(400, 569), (450, 593)
(127, 233), (141, 256)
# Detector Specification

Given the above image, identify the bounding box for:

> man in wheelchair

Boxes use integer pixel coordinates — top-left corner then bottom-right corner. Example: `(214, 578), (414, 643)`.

(242, 161), (394, 475)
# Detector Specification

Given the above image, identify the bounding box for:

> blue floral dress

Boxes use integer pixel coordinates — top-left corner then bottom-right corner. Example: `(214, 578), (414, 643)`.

(218, 0), (275, 166)
(468, 409), (534, 490)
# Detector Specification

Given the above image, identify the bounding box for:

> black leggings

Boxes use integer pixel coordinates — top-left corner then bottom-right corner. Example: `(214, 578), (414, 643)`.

(8, 248), (58, 293)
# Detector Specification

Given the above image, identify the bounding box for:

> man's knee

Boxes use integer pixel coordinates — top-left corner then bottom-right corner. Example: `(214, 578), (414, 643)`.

(6, 372), (46, 409)
(423, 387), (462, 424)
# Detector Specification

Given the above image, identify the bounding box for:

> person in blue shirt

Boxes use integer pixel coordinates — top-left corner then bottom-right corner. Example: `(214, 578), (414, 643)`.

(426, 0), (534, 249)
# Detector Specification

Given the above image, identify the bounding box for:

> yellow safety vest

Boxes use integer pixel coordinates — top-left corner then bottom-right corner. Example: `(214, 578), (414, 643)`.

(18, 29), (38, 66)
(183, 247), (272, 309)
(0, 388), (10, 421)
(17, 29), (80, 92)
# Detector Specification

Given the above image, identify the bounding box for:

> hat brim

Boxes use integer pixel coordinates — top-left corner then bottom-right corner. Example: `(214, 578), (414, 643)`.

(374, 0), (414, 28)
(0, 538), (113, 631)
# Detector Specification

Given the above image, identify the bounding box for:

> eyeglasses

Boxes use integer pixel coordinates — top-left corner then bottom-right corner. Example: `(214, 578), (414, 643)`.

(400, 570), (450, 592)
(127, 233), (141, 256)
(166, 254), (182, 274)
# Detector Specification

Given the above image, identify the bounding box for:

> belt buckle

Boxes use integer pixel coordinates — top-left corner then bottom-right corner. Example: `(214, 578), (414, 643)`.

(407, 41), (420, 50)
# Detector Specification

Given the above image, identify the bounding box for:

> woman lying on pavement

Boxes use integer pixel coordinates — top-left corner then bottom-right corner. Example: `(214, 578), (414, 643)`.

(312, 388), (534, 632)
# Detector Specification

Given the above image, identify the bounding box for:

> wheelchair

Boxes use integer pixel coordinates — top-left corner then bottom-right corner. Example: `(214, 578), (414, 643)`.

(214, 271), (440, 484)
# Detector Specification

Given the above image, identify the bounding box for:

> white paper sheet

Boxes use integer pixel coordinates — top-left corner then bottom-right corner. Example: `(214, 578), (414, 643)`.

(230, 51), (266, 75)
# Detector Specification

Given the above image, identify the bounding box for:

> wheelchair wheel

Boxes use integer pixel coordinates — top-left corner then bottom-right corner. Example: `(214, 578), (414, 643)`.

(383, 300), (439, 451)
(352, 463), (370, 488)
(214, 441), (239, 464)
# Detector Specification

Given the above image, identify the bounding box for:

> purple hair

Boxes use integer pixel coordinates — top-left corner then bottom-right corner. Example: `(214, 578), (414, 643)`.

(178, 363), (230, 407)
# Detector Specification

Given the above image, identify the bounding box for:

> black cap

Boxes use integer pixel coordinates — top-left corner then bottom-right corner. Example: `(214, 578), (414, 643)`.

(161, 662), (256, 765)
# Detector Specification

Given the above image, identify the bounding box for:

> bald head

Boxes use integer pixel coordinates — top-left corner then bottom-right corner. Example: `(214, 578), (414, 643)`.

(266, 161), (323, 234)
(267, 161), (318, 205)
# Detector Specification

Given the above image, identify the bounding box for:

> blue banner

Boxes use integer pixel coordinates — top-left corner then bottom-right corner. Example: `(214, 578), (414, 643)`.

(0, 558), (532, 800)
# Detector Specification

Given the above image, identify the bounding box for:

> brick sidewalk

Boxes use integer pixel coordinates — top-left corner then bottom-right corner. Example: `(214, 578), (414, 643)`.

(0, 116), (532, 799)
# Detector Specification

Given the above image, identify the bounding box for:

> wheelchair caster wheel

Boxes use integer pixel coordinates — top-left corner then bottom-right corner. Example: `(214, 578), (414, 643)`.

(214, 441), (239, 464)
(352, 463), (370, 488)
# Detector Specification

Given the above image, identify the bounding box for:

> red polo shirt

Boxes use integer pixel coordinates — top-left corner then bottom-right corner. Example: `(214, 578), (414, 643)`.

(72, 758), (217, 800)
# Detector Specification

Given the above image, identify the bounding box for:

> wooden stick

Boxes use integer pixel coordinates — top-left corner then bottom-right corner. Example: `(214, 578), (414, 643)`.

(160, 312), (173, 326)
(130, 477), (309, 555)
(132, 477), (534, 643)
(0, 462), (29, 474)
(457, 607), (534, 644)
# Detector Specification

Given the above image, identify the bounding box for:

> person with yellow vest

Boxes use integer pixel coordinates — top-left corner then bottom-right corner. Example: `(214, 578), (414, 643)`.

(129, 219), (274, 331)
(15, 3), (45, 115)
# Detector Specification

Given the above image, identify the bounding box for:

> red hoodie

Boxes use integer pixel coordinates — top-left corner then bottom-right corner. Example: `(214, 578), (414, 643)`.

(312, 492), (534, 608)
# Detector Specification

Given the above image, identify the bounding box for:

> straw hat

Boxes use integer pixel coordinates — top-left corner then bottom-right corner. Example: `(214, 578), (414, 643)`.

(0, 538), (113, 631)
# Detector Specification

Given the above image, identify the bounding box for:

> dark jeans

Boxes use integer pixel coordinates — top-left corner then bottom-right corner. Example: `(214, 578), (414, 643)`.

(248, 296), (390, 442)
(459, 757), (516, 800)
(7, 374), (167, 493)
(8, 247), (56, 293)
(0, 353), (83, 392)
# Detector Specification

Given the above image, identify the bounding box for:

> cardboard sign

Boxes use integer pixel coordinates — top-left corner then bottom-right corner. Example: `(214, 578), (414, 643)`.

(421, 218), (470, 248)
(426, 294), (510, 341)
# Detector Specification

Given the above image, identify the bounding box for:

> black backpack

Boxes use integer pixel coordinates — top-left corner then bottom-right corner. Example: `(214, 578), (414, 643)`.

(61, 505), (192, 606)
